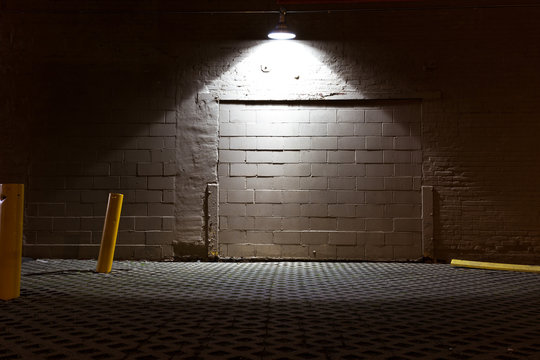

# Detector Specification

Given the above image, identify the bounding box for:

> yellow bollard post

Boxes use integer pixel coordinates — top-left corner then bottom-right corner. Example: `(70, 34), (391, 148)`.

(0, 184), (25, 301)
(96, 193), (123, 273)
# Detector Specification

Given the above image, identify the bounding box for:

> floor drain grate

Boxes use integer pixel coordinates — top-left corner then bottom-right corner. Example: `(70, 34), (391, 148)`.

(0, 260), (539, 359)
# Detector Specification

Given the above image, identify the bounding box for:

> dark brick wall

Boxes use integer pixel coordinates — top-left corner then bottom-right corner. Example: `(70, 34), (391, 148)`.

(21, 63), (177, 259)
(1, 1), (539, 262)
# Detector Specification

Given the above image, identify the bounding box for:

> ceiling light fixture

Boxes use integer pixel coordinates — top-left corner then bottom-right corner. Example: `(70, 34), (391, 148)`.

(268, 8), (296, 40)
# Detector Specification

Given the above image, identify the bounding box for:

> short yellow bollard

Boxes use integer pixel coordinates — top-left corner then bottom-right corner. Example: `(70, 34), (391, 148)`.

(96, 193), (123, 273)
(0, 184), (25, 301)
(451, 259), (540, 273)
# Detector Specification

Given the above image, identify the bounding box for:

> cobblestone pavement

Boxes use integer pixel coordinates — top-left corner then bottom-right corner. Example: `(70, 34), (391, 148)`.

(1, 260), (539, 360)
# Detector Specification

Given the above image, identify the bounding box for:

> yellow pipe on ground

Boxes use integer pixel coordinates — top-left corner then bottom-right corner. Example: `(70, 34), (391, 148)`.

(96, 193), (123, 273)
(451, 259), (540, 274)
(0, 184), (25, 301)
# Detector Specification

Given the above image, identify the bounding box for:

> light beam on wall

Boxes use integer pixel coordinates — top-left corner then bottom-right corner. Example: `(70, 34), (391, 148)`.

(208, 41), (351, 100)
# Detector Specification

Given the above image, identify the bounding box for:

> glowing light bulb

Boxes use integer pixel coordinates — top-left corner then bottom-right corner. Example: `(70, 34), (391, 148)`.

(268, 31), (296, 40)
(268, 9), (296, 40)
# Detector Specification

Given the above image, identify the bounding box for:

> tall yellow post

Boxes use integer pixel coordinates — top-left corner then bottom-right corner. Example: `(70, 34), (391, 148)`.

(0, 184), (25, 301)
(96, 193), (123, 273)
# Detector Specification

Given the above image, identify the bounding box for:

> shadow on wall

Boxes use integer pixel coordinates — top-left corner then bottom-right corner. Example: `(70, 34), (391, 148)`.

(438, 113), (540, 263)
(20, 59), (178, 258)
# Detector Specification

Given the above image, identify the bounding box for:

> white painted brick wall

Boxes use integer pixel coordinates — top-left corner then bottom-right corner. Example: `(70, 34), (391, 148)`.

(301, 150), (326, 163)
(18, 10), (540, 263)
(230, 164), (257, 177)
(300, 124), (327, 136)
(337, 218), (366, 231)
(257, 137), (284, 150)
(311, 137), (337, 150)
(337, 110), (365, 123)
(227, 190), (254, 203)
(247, 204), (273, 216)
(283, 164), (311, 176)
(257, 164), (284, 177)
(283, 137), (310, 150)
(338, 137), (365, 150)
(309, 190), (337, 204)
(366, 136), (394, 150)
(219, 103), (422, 260)
(310, 109), (336, 123)
(328, 151), (355, 163)
(281, 190), (310, 203)
(274, 204), (301, 217)
(219, 150), (245, 163)
(311, 164), (338, 177)
(338, 164), (366, 177)
(230, 137), (256, 150)
(255, 190), (283, 204)
(273, 151), (300, 163)
(328, 123), (354, 136)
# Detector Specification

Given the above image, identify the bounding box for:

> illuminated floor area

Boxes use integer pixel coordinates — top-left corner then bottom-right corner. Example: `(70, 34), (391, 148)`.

(1, 261), (540, 360)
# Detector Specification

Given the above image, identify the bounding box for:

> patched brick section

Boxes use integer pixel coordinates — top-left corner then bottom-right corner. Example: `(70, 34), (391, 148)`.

(219, 103), (422, 260)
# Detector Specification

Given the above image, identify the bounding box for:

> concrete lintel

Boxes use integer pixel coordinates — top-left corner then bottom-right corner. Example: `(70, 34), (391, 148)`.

(212, 91), (441, 102)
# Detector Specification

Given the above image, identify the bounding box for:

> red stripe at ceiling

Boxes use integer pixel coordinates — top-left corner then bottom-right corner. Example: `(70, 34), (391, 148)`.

(277, 0), (418, 3)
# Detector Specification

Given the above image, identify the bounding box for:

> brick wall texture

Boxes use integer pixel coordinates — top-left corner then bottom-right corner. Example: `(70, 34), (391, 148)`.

(218, 103), (422, 260)
(1, 1), (539, 263)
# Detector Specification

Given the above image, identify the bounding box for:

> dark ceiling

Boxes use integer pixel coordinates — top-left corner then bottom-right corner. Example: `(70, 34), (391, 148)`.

(3, 0), (540, 13)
